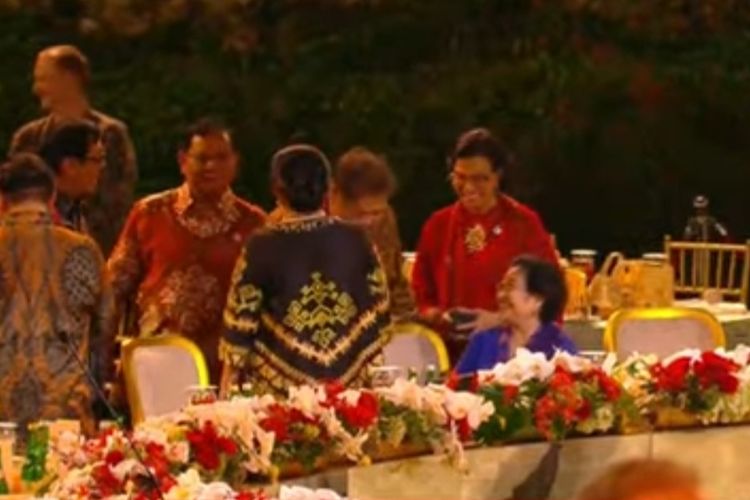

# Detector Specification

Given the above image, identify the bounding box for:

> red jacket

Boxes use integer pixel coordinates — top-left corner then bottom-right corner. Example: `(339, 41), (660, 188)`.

(412, 195), (557, 313)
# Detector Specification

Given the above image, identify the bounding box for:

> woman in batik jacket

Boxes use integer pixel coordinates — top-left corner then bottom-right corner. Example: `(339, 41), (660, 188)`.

(219, 144), (390, 395)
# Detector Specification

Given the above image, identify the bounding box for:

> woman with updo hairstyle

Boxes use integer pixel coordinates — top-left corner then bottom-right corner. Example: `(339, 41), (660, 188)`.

(220, 144), (390, 396)
(412, 128), (558, 364)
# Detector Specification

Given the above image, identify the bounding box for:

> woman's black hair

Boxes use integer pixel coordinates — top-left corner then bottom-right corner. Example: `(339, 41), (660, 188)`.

(271, 144), (331, 213)
(512, 255), (566, 323)
(449, 127), (512, 175)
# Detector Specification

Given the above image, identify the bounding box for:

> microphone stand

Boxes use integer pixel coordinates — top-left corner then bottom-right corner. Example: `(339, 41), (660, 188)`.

(57, 331), (165, 499)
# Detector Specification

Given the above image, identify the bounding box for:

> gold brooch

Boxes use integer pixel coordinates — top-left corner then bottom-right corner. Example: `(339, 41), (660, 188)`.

(465, 224), (487, 253)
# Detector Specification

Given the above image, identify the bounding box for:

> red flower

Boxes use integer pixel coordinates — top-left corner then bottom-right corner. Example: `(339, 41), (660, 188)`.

(455, 417), (472, 442)
(549, 367), (575, 390)
(104, 449), (125, 467)
(336, 391), (380, 429)
(92, 463), (122, 497)
(324, 380), (345, 402)
(259, 404), (290, 442)
(593, 369), (622, 402)
(652, 357), (692, 392)
(694, 352), (740, 394)
(143, 442), (171, 479)
(186, 421), (239, 471)
(502, 385), (519, 404)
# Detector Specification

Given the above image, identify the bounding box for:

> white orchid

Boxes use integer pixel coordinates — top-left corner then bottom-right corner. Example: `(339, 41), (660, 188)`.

(442, 390), (494, 430)
(553, 350), (593, 374)
(279, 485), (344, 500)
(288, 385), (327, 419)
(111, 458), (144, 482)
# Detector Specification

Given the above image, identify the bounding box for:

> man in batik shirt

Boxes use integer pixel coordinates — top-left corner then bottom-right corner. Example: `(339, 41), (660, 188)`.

(0, 154), (113, 434)
(108, 120), (265, 382)
(9, 45), (137, 256)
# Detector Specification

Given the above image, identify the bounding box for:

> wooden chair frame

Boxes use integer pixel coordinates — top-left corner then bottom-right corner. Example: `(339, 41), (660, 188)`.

(664, 236), (750, 303)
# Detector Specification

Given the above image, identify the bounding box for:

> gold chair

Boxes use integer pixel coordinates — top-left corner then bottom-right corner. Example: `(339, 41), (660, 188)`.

(383, 322), (450, 374)
(664, 236), (750, 303)
(121, 334), (209, 424)
(603, 307), (725, 360)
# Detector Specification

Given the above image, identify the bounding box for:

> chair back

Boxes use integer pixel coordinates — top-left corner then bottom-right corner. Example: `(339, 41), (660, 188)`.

(603, 307), (725, 360)
(664, 236), (750, 303)
(121, 334), (209, 423)
(382, 322), (450, 375)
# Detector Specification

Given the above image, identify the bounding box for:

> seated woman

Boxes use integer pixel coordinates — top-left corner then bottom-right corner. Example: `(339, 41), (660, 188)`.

(219, 144), (390, 396)
(411, 128), (558, 363)
(454, 255), (576, 375)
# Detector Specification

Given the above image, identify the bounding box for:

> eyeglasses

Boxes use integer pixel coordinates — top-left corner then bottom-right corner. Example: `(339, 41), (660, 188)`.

(188, 153), (233, 165)
(449, 171), (494, 185)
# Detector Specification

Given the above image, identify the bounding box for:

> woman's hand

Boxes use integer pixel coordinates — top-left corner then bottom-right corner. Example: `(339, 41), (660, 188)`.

(451, 307), (505, 334)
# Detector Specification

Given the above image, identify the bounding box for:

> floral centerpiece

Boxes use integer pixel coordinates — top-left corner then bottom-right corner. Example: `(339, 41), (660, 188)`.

(470, 349), (634, 442)
(616, 346), (750, 427)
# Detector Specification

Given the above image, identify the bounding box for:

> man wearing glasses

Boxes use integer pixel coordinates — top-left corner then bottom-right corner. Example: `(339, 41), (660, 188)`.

(107, 119), (266, 383)
(9, 45), (137, 257)
(39, 119), (105, 233)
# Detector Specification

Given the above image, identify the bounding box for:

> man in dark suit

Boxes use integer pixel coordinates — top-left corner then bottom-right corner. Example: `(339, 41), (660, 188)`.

(9, 45), (137, 256)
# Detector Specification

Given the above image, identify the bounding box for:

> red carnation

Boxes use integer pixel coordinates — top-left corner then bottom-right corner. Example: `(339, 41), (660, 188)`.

(694, 352), (740, 394)
(104, 449), (125, 467)
(92, 463), (122, 497)
(593, 369), (622, 402)
(186, 421), (239, 472)
(652, 357), (691, 392)
(502, 385), (519, 404)
(337, 391), (380, 429)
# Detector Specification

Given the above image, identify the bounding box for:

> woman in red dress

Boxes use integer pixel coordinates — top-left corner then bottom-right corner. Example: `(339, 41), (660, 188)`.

(411, 128), (558, 362)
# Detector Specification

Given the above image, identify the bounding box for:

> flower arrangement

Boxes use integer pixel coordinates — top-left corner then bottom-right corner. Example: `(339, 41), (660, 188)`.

(616, 346), (750, 426)
(39, 346), (750, 498)
(472, 349), (633, 442)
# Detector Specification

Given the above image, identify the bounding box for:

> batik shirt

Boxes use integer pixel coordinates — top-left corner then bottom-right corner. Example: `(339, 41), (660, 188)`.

(107, 184), (266, 382)
(10, 109), (137, 256)
(0, 203), (113, 434)
(359, 206), (415, 321)
(221, 216), (390, 395)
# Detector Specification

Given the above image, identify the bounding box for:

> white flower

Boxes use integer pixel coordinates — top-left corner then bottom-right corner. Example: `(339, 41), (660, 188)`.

(288, 385), (326, 419)
(337, 389), (364, 407)
(443, 390), (494, 429)
(601, 352), (618, 375)
(717, 344), (750, 367)
(111, 458), (143, 482)
(134, 426), (169, 447)
(553, 351), (592, 374)
(482, 348), (555, 386)
(167, 441), (190, 464)
(279, 485), (344, 500)
(197, 481), (237, 500)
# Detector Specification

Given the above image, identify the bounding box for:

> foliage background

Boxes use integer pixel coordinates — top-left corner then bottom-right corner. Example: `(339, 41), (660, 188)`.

(1, 0), (750, 256)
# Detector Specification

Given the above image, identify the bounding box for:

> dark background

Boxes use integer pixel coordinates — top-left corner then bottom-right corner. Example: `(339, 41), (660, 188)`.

(2, 0), (750, 258)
